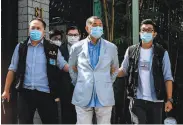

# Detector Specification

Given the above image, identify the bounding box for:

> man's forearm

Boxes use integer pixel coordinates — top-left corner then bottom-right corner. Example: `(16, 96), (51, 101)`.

(165, 80), (173, 99)
(4, 70), (15, 93)
(68, 66), (77, 86)
(70, 72), (77, 86)
(111, 70), (118, 83)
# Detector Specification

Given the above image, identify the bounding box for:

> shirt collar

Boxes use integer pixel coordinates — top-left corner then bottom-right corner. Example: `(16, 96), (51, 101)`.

(27, 38), (44, 46)
(87, 36), (101, 46)
(67, 44), (71, 53)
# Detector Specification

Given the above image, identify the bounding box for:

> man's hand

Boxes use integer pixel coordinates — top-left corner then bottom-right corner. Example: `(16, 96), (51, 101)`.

(63, 64), (69, 72)
(55, 98), (60, 102)
(117, 67), (126, 77)
(165, 101), (173, 112)
(2, 70), (15, 102)
(111, 65), (116, 74)
(72, 66), (78, 72)
(2, 91), (10, 102)
(165, 80), (173, 112)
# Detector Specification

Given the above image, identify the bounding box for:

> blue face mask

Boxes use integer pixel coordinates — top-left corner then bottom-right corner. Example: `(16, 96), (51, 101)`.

(140, 32), (153, 43)
(30, 30), (42, 41)
(90, 26), (103, 39)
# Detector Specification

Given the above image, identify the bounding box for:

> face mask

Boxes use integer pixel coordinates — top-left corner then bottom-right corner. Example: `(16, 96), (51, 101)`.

(67, 36), (80, 46)
(51, 40), (62, 46)
(140, 32), (153, 43)
(30, 30), (42, 41)
(90, 26), (103, 39)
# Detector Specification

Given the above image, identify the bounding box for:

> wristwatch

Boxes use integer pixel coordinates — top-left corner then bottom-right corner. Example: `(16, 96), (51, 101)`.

(167, 98), (174, 104)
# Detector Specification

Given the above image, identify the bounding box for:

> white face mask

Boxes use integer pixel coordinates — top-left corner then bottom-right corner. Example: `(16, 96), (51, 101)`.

(50, 40), (62, 46)
(67, 36), (80, 46)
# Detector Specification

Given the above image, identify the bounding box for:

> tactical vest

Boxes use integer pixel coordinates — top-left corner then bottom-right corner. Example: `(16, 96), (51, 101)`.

(15, 37), (60, 99)
(127, 42), (166, 100)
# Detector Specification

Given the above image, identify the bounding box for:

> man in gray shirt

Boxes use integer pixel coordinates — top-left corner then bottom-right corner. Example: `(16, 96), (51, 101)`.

(118, 19), (173, 124)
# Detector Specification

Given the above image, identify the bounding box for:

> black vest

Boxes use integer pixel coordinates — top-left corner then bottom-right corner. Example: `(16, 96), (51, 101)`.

(59, 42), (69, 62)
(15, 37), (60, 99)
(127, 43), (166, 100)
(58, 43), (73, 100)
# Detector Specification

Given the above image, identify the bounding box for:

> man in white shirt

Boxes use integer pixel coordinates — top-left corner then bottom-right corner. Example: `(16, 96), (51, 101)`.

(118, 19), (173, 124)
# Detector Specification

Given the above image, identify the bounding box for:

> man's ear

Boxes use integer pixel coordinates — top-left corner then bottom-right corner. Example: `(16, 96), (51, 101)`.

(79, 35), (81, 40)
(154, 32), (157, 38)
(85, 26), (88, 32)
(28, 29), (31, 36)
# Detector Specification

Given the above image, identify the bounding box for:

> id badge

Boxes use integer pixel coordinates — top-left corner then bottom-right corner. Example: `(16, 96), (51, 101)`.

(49, 58), (56, 65)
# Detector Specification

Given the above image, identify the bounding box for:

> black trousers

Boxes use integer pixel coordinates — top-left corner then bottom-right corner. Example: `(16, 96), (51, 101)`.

(60, 100), (76, 124)
(59, 84), (76, 124)
(129, 99), (163, 124)
(17, 89), (58, 124)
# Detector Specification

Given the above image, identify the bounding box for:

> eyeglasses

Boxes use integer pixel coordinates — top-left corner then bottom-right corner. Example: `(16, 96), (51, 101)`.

(51, 36), (61, 41)
(141, 29), (154, 33)
(53, 38), (61, 41)
(67, 34), (79, 37)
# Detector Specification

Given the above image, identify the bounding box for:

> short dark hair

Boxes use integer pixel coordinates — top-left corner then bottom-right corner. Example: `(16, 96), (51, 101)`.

(49, 29), (63, 39)
(66, 26), (81, 35)
(140, 19), (157, 32)
(29, 18), (46, 30)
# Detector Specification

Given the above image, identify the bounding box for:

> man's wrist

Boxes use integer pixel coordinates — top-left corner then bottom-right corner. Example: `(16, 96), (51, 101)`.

(4, 88), (10, 93)
(167, 98), (173, 104)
